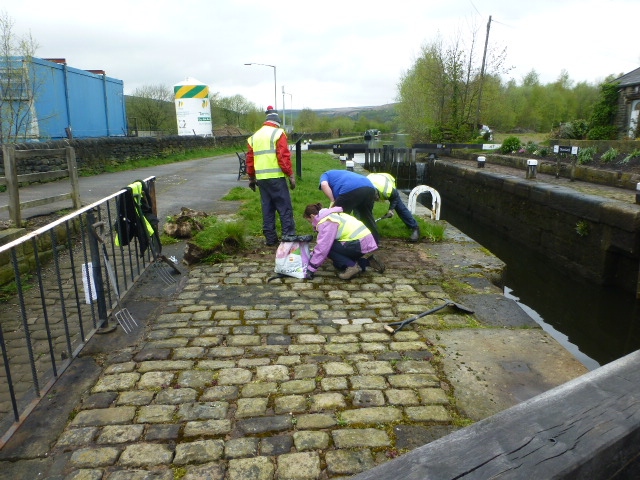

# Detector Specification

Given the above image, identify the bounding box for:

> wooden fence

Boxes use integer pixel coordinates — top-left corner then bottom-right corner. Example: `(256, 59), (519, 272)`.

(1, 145), (81, 226)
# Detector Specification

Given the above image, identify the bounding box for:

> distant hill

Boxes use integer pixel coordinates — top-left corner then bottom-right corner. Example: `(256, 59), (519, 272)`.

(288, 103), (399, 124)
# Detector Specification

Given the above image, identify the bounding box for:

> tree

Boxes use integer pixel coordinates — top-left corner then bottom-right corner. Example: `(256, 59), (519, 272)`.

(587, 81), (620, 140)
(396, 28), (508, 143)
(0, 10), (40, 143)
(211, 94), (258, 132)
(126, 84), (176, 134)
(296, 108), (322, 133)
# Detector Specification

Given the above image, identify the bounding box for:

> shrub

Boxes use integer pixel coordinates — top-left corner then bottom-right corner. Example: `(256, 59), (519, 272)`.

(621, 149), (640, 164)
(600, 147), (618, 163)
(577, 146), (597, 164)
(500, 136), (522, 154)
(524, 141), (538, 154)
(550, 120), (589, 140)
(571, 120), (590, 139)
(587, 125), (618, 140)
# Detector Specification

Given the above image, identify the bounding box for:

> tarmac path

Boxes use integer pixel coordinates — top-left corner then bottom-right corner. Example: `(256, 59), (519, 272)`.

(0, 154), (243, 224)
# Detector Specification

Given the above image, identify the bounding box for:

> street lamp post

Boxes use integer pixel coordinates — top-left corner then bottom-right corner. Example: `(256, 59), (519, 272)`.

(283, 89), (293, 130)
(244, 62), (277, 111)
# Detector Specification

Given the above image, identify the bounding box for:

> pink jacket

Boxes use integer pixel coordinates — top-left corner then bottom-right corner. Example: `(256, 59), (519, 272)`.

(307, 206), (378, 273)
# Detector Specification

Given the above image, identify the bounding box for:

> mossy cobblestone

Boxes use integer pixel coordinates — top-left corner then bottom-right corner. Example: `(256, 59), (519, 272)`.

(3, 220), (588, 480)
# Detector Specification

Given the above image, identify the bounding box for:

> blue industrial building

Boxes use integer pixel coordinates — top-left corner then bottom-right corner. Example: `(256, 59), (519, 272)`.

(2, 57), (128, 140)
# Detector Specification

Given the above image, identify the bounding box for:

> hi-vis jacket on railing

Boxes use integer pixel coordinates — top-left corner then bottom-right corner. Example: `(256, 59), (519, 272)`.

(115, 180), (158, 256)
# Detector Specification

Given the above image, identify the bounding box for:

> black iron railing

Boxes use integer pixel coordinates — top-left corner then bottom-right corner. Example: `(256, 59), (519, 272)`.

(0, 176), (159, 446)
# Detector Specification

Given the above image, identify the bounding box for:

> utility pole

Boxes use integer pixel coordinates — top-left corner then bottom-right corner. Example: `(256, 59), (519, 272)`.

(475, 15), (491, 133)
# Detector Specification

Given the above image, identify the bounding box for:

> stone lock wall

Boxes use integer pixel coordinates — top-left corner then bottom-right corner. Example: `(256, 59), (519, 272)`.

(425, 159), (640, 295)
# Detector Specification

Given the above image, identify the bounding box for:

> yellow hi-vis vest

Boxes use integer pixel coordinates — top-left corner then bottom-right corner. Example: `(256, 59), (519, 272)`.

(248, 125), (286, 180)
(367, 173), (396, 200)
(115, 181), (156, 247)
(317, 212), (370, 241)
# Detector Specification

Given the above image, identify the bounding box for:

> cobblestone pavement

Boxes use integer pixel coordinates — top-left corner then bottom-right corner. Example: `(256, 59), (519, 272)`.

(0, 160), (597, 479)
(61, 239), (463, 479)
(0, 223), (590, 479)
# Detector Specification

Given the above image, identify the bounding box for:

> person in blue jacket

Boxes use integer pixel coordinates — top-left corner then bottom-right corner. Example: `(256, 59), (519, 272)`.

(318, 169), (380, 245)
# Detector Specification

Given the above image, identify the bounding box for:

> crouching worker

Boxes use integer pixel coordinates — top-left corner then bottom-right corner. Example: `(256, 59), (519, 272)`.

(367, 172), (420, 242)
(303, 203), (385, 280)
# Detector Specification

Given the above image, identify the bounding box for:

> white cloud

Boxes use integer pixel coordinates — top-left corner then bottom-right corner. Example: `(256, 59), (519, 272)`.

(5, 0), (640, 109)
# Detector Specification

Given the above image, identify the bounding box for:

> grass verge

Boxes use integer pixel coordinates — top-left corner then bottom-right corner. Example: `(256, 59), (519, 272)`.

(185, 151), (446, 258)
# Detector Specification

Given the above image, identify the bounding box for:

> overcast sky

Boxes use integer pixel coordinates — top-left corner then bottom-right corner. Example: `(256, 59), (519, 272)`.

(6, 0), (640, 111)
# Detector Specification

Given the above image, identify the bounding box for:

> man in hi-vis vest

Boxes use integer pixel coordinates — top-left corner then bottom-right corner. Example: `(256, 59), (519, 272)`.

(246, 106), (297, 246)
(367, 172), (420, 242)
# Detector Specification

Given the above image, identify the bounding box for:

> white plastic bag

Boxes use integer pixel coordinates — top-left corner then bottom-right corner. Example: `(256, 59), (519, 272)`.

(274, 241), (311, 279)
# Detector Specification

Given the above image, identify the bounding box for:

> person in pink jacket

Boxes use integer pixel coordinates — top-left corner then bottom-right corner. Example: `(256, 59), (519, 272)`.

(303, 203), (385, 280)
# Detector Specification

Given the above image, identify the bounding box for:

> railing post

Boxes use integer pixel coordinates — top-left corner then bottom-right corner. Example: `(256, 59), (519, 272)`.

(86, 209), (114, 333)
(295, 139), (302, 179)
(2, 144), (21, 226)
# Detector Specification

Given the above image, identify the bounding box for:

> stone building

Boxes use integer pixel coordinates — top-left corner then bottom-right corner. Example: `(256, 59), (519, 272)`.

(615, 67), (640, 139)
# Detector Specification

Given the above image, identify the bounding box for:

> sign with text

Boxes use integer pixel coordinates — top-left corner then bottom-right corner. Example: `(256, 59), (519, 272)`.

(554, 145), (579, 155)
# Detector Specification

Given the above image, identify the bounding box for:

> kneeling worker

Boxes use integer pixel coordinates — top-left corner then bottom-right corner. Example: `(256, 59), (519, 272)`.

(367, 172), (420, 242)
(303, 203), (384, 280)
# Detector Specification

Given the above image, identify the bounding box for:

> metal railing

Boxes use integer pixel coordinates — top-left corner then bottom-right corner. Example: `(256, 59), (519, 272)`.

(0, 176), (161, 446)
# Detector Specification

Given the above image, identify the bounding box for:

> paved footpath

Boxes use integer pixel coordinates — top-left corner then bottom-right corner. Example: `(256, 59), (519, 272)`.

(0, 157), (592, 479)
(0, 231), (587, 478)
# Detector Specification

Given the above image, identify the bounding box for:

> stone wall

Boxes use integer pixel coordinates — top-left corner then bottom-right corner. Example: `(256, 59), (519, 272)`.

(0, 133), (333, 176)
(455, 149), (640, 190)
(0, 136), (245, 176)
(425, 158), (640, 296)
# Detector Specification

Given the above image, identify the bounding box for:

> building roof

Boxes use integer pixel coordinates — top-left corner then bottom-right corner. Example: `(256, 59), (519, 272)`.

(614, 67), (640, 87)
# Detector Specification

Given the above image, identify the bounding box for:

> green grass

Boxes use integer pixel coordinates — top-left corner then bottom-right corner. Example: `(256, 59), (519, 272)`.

(216, 152), (446, 247)
(73, 145), (446, 255)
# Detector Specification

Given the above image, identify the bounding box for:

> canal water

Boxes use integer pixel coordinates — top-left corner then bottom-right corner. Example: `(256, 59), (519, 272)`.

(349, 151), (640, 371)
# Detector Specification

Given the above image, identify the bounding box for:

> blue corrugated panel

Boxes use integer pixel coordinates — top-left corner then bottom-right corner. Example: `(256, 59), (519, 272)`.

(26, 57), (128, 140)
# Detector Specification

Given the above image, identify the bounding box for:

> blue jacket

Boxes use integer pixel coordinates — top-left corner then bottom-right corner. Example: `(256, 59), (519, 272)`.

(319, 170), (374, 198)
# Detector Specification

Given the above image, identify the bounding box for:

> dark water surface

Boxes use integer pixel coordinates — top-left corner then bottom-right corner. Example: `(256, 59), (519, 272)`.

(441, 205), (640, 371)
(351, 150), (640, 371)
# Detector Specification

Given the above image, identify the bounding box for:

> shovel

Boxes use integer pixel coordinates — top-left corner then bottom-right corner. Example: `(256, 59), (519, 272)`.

(384, 299), (474, 335)
(92, 222), (139, 334)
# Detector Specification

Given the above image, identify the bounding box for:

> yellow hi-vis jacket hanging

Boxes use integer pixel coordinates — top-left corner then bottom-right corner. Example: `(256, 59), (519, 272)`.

(317, 212), (370, 241)
(115, 181), (156, 247)
(367, 173), (396, 200)
(248, 125), (286, 180)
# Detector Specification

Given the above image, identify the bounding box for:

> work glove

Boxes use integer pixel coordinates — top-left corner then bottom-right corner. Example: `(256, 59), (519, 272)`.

(249, 177), (256, 192)
(383, 211), (394, 219)
(289, 175), (296, 190)
(305, 270), (315, 280)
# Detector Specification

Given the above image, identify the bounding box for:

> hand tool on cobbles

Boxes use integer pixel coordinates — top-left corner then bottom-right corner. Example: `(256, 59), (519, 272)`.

(144, 229), (181, 285)
(92, 222), (139, 333)
(384, 299), (474, 335)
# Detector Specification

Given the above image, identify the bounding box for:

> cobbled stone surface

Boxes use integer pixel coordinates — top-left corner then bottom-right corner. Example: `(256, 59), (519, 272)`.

(39, 241), (469, 478)
(2, 210), (589, 479)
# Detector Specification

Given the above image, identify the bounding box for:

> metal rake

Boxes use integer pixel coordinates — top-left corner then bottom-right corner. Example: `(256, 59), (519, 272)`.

(148, 235), (181, 286)
(92, 222), (139, 334)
